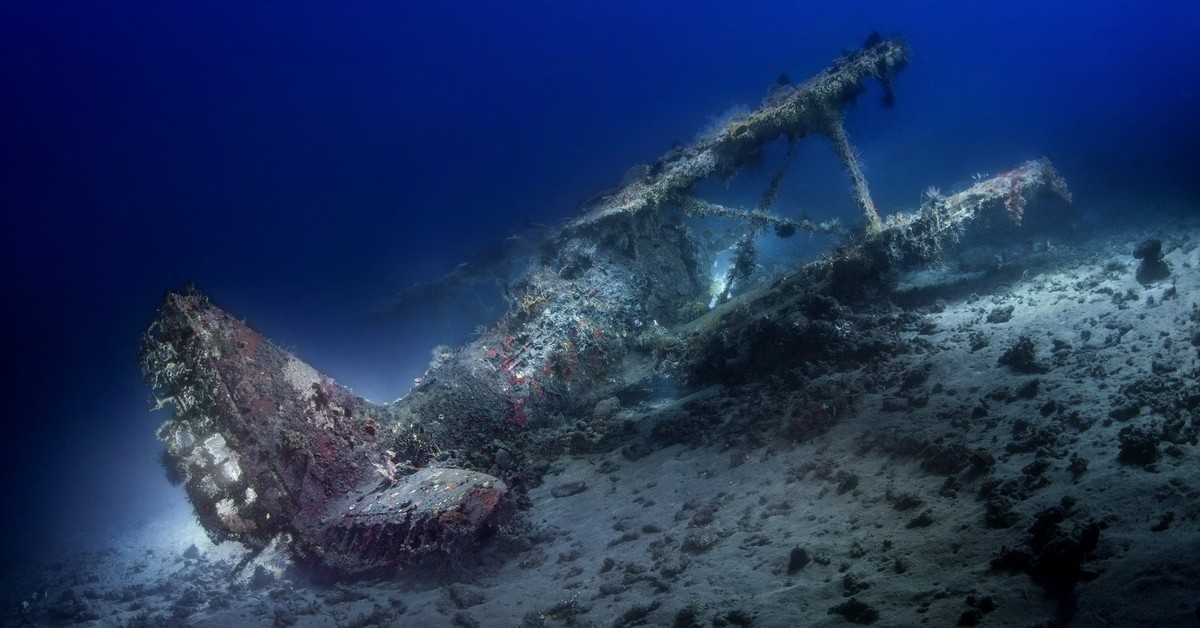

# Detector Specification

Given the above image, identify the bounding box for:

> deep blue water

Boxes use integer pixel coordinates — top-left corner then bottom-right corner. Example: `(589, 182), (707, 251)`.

(1, 1), (1197, 565)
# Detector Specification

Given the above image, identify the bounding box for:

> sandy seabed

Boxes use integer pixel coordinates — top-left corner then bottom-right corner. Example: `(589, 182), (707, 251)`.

(5, 211), (1200, 628)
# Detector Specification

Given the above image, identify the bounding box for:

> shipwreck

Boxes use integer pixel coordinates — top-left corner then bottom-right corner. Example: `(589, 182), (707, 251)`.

(139, 34), (1071, 577)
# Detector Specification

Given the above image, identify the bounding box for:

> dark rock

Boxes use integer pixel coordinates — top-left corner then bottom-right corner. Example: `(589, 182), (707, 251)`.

(842, 573), (871, 596)
(607, 531), (639, 547)
(1109, 401), (1140, 421)
(1133, 238), (1170, 284)
(690, 505), (717, 526)
(719, 609), (755, 627)
(1015, 379), (1040, 399)
(969, 330), (989, 352)
(659, 555), (690, 579)
(968, 449), (996, 476)
(905, 510), (935, 529)
(786, 404), (838, 441)
(786, 547), (811, 575)
(682, 528), (720, 552)
(984, 495), (1019, 529)
(672, 607), (704, 628)
(990, 546), (1031, 572)
(992, 500), (1104, 616)
(900, 365), (931, 390)
(938, 476), (960, 498)
(536, 600), (592, 624)
(249, 565), (275, 590)
(1028, 519), (1103, 597)
(1150, 511), (1174, 532)
(921, 443), (988, 476)
(1068, 452), (1089, 478)
(1022, 458), (1052, 479)
(828, 597), (879, 624)
(320, 584), (368, 604)
(967, 595), (997, 613)
(1151, 359), (1176, 375)
(493, 448), (515, 470)
(53, 590), (98, 623)
(274, 608), (297, 626)
(551, 481), (588, 498)
(986, 386), (1014, 404)
(957, 608), (983, 626)
(836, 473), (859, 495)
(592, 396), (622, 420)
(612, 601), (661, 627)
(1117, 424), (1160, 466)
(998, 336), (1048, 373)
(1007, 418), (1063, 454)
(891, 493), (923, 511)
(448, 584), (486, 609)
(986, 305), (1014, 324)
(621, 443), (652, 461)
(802, 293), (841, 320)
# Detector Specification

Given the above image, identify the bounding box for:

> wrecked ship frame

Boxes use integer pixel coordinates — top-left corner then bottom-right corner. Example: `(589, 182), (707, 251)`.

(140, 35), (1071, 577)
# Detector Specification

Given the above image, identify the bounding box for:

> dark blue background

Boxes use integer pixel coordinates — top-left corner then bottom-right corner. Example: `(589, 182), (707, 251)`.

(2, 1), (1197, 564)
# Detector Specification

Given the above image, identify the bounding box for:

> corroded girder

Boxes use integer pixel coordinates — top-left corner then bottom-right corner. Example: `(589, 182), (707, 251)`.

(571, 35), (909, 231)
(841, 157), (1072, 278)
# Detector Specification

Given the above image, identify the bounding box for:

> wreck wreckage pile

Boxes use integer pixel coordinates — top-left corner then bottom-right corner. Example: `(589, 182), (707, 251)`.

(139, 34), (1071, 577)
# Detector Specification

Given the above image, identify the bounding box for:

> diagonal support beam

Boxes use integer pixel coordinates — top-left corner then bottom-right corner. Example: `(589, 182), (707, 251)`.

(570, 35), (909, 232)
(821, 114), (882, 233)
